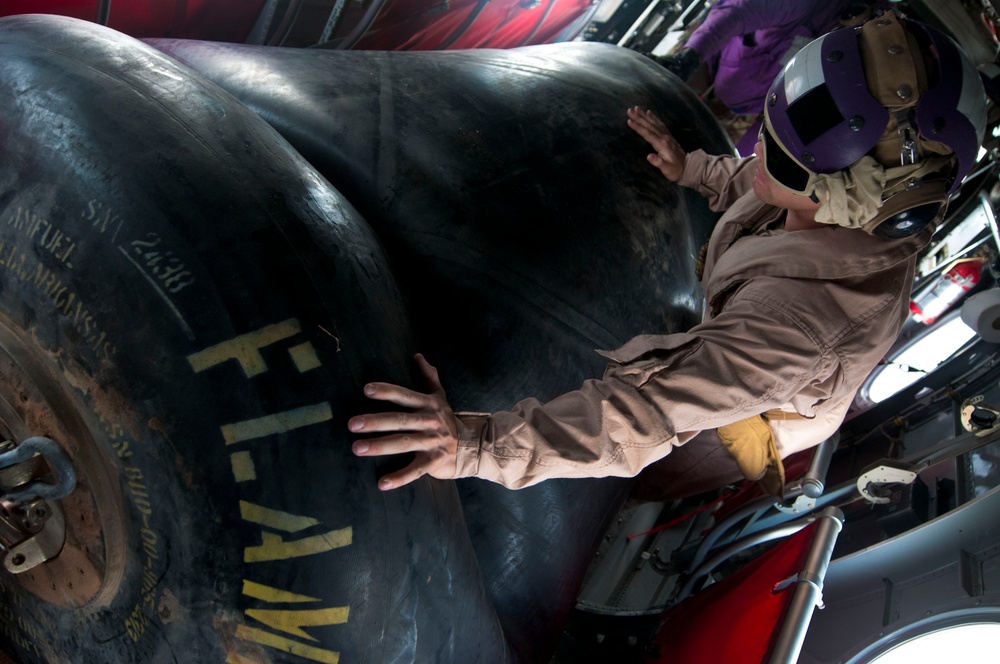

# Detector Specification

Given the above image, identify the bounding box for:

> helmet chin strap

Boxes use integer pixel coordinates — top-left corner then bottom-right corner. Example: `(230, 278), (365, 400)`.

(810, 154), (953, 231)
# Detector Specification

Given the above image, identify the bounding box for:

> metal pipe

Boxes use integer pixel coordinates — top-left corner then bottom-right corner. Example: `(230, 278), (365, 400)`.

(246, 0), (283, 44)
(618, 0), (663, 47)
(980, 191), (1000, 253)
(768, 507), (844, 664)
(319, 0), (350, 43)
(676, 520), (811, 603)
(802, 435), (838, 498)
(686, 494), (782, 574)
(96, 0), (112, 25)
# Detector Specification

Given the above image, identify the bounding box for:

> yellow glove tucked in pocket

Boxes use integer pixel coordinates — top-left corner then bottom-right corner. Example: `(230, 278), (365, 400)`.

(716, 414), (786, 497)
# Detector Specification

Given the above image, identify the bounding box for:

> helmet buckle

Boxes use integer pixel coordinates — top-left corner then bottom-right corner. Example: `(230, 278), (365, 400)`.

(895, 110), (919, 166)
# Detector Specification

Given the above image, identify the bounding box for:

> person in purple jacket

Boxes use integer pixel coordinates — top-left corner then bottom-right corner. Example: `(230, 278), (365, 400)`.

(654, 0), (875, 155)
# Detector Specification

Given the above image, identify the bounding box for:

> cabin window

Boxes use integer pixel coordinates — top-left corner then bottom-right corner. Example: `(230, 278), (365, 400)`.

(863, 310), (978, 404)
(865, 622), (1000, 663)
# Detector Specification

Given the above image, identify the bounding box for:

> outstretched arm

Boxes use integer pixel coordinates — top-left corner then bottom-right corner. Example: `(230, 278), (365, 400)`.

(350, 289), (830, 491)
(348, 353), (460, 490)
(627, 106), (687, 182)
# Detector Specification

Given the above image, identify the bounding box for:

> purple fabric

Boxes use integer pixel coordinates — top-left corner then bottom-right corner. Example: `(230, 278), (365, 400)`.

(735, 115), (762, 157)
(911, 22), (987, 193)
(685, 0), (861, 112)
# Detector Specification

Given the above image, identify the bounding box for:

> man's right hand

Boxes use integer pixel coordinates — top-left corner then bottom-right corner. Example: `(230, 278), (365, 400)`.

(348, 353), (460, 491)
(627, 106), (687, 182)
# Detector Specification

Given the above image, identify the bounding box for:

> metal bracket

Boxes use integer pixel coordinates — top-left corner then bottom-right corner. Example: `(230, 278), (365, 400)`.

(960, 396), (1000, 436)
(857, 463), (918, 504)
(2, 502), (65, 574)
(775, 490), (818, 515)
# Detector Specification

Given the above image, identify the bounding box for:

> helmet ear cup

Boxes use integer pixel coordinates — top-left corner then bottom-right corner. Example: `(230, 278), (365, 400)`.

(869, 178), (949, 238)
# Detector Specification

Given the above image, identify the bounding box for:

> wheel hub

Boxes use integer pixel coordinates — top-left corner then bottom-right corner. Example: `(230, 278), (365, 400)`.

(0, 318), (126, 609)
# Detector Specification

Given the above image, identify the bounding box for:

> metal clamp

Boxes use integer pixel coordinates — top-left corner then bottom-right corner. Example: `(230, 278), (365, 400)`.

(0, 436), (76, 503)
(857, 462), (917, 504)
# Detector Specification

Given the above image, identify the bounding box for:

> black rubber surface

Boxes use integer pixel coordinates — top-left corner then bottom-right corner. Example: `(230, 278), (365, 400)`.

(147, 39), (734, 663)
(0, 15), (513, 664)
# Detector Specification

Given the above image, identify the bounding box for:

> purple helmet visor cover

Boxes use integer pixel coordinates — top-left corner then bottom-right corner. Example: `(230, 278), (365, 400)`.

(914, 24), (987, 193)
(766, 26), (887, 174)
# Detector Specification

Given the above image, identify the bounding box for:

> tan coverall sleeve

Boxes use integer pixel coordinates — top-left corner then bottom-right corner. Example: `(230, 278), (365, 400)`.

(454, 282), (834, 488)
(679, 149), (758, 211)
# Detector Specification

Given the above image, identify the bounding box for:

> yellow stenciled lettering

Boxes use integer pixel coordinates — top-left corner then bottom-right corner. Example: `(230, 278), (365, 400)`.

(234, 580), (348, 664)
(244, 532), (354, 562)
(225, 652), (259, 664)
(245, 607), (349, 642)
(220, 403), (333, 445)
(186, 319), (303, 377)
(242, 580), (320, 604)
(239, 501), (352, 563)
(230, 451), (257, 483)
(288, 341), (321, 373)
(235, 625), (342, 664)
(240, 502), (318, 533)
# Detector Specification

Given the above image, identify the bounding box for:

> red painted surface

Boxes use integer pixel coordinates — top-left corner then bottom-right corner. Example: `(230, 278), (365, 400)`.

(350, 0), (593, 49)
(446, 0), (595, 49)
(349, 0), (482, 50)
(1, 0), (98, 22)
(0, 0), (265, 41)
(649, 522), (819, 663)
(0, 0), (591, 48)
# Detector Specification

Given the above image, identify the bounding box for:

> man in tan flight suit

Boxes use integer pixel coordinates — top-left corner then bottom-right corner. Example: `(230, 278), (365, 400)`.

(348, 12), (988, 498)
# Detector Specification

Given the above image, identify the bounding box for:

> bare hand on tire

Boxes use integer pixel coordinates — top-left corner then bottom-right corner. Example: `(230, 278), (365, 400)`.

(348, 353), (459, 490)
(627, 106), (686, 182)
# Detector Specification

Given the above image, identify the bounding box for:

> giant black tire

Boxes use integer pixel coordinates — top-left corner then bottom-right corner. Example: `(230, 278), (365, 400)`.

(0, 15), (514, 664)
(148, 43), (732, 410)
(147, 40), (735, 661)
